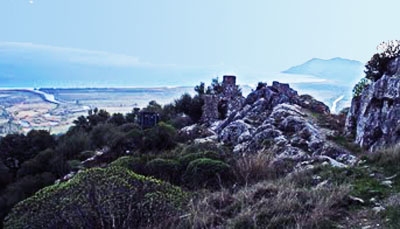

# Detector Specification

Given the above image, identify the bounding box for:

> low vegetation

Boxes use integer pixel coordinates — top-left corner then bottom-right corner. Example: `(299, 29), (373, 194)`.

(3, 76), (400, 228)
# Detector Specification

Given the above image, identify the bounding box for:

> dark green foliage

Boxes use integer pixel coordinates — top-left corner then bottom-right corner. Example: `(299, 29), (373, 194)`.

(26, 130), (56, 154)
(90, 123), (124, 149)
(365, 53), (389, 81)
(178, 151), (221, 168)
(194, 82), (206, 95)
(352, 78), (370, 97)
(0, 160), (11, 188)
(0, 130), (55, 171)
(56, 131), (91, 159)
(118, 122), (140, 132)
(0, 172), (56, 227)
(107, 112), (126, 126)
(183, 158), (232, 189)
(174, 93), (204, 123)
(146, 158), (181, 183)
(109, 156), (146, 173)
(143, 122), (177, 151)
(208, 77), (224, 95)
(143, 100), (163, 113)
(16, 149), (57, 178)
(4, 167), (188, 229)
(87, 108), (110, 127)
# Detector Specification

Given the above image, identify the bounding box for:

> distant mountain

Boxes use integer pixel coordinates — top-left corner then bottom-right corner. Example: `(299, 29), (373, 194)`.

(280, 57), (365, 113)
(282, 57), (364, 85)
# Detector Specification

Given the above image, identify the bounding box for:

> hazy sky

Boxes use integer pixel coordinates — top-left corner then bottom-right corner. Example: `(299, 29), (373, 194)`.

(1, 0), (400, 85)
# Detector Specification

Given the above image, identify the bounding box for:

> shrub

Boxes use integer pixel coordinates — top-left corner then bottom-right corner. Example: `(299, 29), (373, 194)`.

(182, 142), (227, 156)
(143, 122), (177, 151)
(90, 123), (123, 149)
(352, 78), (370, 97)
(107, 112), (126, 126)
(110, 156), (147, 175)
(183, 158), (232, 189)
(0, 172), (56, 226)
(178, 151), (221, 168)
(146, 158), (181, 183)
(16, 149), (56, 178)
(232, 152), (276, 185)
(56, 131), (91, 159)
(365, 40), (400, 82)
(4, 167), (188, 229)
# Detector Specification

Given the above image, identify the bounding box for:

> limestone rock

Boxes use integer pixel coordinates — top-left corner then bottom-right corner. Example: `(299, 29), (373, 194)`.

(345, 67), (400, 150)
(186, 80), (355, 170)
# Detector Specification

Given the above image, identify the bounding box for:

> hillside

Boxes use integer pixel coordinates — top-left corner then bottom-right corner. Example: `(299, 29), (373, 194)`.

(3, 74), (400, 228)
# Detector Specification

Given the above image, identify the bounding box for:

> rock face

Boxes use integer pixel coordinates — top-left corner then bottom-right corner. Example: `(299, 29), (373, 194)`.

(194, 81), (356, 168)
(345, 72), (400, 150)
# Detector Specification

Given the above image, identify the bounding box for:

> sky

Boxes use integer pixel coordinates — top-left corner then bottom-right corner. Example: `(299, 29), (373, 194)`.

(1, 0), (400, 86)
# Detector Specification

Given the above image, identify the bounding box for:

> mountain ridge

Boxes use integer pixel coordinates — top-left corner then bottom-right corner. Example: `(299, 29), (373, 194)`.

(283, 57), (364, 85)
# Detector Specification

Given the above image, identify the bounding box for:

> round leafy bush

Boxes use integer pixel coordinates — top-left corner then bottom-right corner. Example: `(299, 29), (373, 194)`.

(146, 158), (181, 183)
(4, 167), (188, 229)
(178, 151), (221, 168)
(183, 158), (232, 189)
(109, 156), (147, 174)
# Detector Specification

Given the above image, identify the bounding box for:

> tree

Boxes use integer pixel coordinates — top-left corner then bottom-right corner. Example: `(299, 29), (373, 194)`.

(108, 113), (126, 126)
(365, 40), (400, 82)
(194, 82), (206, 96)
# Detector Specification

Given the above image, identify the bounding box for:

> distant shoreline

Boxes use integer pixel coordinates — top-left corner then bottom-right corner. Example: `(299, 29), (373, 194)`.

(0, 88), (60, 105)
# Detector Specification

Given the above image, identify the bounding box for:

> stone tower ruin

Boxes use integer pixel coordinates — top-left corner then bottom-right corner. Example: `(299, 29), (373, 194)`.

(201, 75), (244, 124)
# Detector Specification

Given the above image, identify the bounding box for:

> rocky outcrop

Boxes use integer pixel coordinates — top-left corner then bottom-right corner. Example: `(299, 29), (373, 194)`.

(345, 73), (400, 150)
(193, 81), (356, 168)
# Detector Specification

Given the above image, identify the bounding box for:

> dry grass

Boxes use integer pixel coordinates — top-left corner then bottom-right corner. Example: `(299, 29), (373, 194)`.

(184, 179), (350, 228)
(232, 151), (277, 186)
(369, 144), (400, 168)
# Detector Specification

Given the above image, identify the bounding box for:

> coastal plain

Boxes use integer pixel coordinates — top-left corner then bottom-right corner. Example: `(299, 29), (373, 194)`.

(0, 87), (194, 135)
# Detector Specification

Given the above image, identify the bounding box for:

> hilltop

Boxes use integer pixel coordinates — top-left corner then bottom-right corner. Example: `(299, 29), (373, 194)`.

(5, 41), (400, 227)
(0, 73), (391, 228)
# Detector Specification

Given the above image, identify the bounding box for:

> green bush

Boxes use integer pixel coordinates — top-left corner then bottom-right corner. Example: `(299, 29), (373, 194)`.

(17, 149), (56, 178)
(146, 158), (181, 183)
(183, 158), (232, 189)
(0, 172), (56, 227)
(178, 151), (221, 168)
(143, 122), (177, 151)
(90, 123), (124, 149)
(109, 156), (147, 175)
(352, 78), (370, 97)
(4, 167), (188, 229)
(56, 131), (91, 159)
